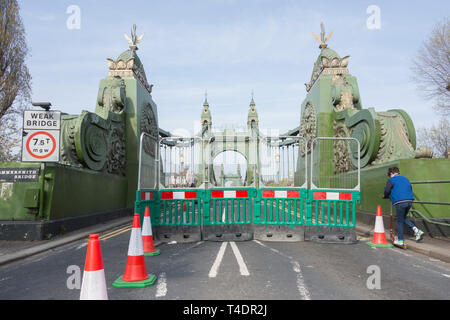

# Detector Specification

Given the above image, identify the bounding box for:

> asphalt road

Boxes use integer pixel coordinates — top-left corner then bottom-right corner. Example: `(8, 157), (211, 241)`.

(0, 224), (449, 301)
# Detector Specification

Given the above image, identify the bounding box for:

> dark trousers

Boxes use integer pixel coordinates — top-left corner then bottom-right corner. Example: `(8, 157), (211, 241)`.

(395, 202), (415, 241)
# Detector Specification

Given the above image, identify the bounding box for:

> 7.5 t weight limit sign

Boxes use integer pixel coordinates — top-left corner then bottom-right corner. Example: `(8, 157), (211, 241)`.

(21, 110), (61, 162)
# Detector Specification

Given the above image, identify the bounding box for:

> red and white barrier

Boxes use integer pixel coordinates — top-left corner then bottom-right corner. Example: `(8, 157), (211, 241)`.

(140, 192), (155, 201)
(313, 191), (352, 201)
(262, 190), (300, 198)
(211, 190), (248, 198)
(161, 191), (197, 199)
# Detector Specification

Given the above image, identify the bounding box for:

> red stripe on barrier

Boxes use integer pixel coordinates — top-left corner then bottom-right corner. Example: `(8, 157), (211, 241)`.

(236, 190), (248, 198)
(185, 191), (197, 199)
(140, 192), (154, 201)
(314, 192), (327, 200)
(287, 190), (299, 198)
(262, 190), (275, 198)
(211, 190), (224, 198)
(161, 192), (173, 199)
(339, 193), (352, 200)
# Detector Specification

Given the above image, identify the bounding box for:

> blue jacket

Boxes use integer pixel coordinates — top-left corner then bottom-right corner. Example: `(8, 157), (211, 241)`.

(383, 175), (414, 205)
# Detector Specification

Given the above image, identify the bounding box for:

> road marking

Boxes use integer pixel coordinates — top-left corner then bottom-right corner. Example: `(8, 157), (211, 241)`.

(99, 225), (131, 239)
(442, 274), (450, 279)
(253, 240), (311, 300)
(208, 242), (228, 278)
(75, 225), (132, 249)
(230, 241), (250, 276)
(155, 272), (167, 298)
(388, 247), (411, 257)
(76, 242), (88, 250)
(100, 226), (132, 240)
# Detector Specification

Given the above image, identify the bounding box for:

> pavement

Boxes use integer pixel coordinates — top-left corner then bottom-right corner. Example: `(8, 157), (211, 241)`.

(0, 216), (449, 267)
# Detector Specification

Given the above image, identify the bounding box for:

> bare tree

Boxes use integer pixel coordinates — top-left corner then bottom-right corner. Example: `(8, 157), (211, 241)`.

(0, 0), (31, 161)
(416, 117), (450, 158)
(411, 19), (450, 116)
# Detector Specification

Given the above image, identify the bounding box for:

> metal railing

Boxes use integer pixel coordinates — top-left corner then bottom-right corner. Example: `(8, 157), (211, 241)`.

(409, 180), (450, 227)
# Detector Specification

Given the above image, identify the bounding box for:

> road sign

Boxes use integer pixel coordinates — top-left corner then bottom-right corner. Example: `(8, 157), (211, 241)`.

(21, 110), (61, 162)
(23, 110), (61, 130)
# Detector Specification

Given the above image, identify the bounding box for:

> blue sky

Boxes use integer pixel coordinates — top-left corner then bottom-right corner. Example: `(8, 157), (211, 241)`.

(19, 0), (449, 136)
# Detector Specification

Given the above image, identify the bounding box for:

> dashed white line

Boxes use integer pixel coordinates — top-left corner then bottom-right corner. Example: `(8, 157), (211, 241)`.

(155, 272), (167, 298)
(208, 242), (228, 278)
(253, 240), (311, 300)
(230, 241), (250, 276)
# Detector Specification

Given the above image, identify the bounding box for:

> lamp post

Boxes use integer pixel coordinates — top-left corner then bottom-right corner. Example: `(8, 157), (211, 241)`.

(180, 154), (184, 187)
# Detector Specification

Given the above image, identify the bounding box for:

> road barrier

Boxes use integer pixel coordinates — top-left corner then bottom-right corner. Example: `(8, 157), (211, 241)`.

(203, 188), (255, 241)
(134, 134), (361, 244)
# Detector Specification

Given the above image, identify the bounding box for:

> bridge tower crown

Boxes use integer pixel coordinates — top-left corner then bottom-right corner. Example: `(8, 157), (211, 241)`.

(247, 92), (259, 131)
(201, 90), (212, 134)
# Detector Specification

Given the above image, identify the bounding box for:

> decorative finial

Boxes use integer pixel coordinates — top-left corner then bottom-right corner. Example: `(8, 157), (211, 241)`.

(124, 24), (145, 51)
(250, 90), (256, 108)
(312, 22), (332, 49)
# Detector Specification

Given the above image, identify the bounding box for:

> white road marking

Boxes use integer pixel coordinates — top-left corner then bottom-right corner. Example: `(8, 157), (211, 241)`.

(155, 272), (167, 298)
(208, 242), (228, 278)
(388, 247), (411, 257)
(76, 242), (88, 250)
(442, 274), (450, 279)
(253, 240), (311, 300)
(230, 241), (250, 276)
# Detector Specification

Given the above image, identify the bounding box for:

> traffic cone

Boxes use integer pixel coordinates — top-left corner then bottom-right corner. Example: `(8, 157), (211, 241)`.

(80, 234), (108, 300)
(112, 213), (157, 288)
(142, 206), (160, 256)
(367, 205), (393, 247)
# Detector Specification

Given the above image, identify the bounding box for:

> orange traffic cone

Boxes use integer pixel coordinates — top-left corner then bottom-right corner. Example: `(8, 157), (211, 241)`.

(367, 205), (393, 247)
(80, 234), (108, 300)
(112, 213), (157, 288)
(142, 206), (160, 256)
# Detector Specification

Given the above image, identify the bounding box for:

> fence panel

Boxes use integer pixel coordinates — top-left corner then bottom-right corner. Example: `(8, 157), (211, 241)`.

(310, 137), (360, 191)
(259, 136), (307, 188)
(156, 189), (204, 243)
(305, 137), (361, 243)
(159, 136), (202, 189)
(202, 188), (256, 241)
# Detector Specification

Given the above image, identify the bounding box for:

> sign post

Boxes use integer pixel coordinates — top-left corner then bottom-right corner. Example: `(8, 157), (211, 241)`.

(21, 110), (61, 162)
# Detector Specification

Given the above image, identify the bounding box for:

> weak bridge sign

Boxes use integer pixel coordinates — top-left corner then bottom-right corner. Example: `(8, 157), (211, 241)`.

(21, 110), (61, 162)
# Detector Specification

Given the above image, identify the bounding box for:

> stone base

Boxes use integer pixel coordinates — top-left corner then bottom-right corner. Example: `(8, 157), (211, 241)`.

(0, 208), (132, 240)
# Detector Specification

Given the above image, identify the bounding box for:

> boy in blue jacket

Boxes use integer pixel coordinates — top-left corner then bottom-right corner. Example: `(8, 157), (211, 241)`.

(383, 167), (424, 246)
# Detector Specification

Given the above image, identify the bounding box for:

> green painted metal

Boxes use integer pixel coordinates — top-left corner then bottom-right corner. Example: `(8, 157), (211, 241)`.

(136, 189), (204, 227)
(255, 188), (308, 226)
(203, 188), (256, 226)
(307, 189), (361, 228)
